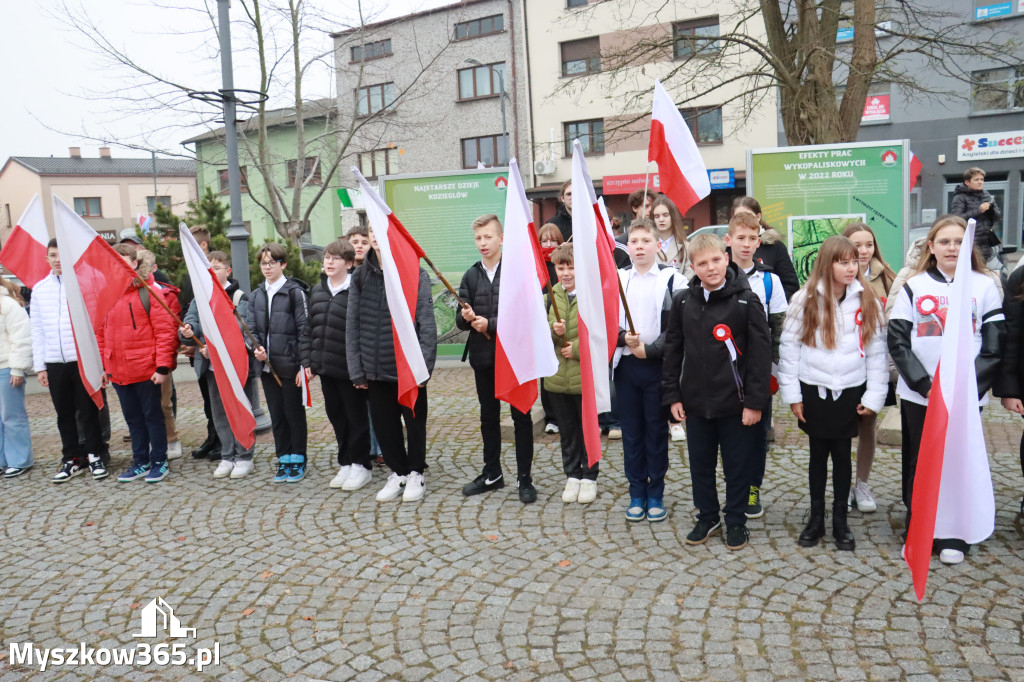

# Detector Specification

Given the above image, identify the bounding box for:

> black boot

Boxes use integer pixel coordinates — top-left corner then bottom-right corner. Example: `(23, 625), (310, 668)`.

(518, 474), (537, 504)
(797, 502), (826, 547)
(833, 503), (855, 551)
(191, 436), (220, 459)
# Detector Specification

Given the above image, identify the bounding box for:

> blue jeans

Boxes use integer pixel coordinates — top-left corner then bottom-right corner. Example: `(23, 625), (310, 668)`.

(615, 356), (669, 499)
(113, 380), (167, 467)
(0, 368), (32, 469)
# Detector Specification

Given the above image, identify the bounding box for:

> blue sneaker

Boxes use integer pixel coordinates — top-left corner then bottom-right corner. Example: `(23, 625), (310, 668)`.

(626, 498), (646, 522)
(118, 464), (150, 482)
(646, 498), (667, 522)
(145, 461), (169, 483)
(286, 457), (306, 483)
(273, 455), (292, 483)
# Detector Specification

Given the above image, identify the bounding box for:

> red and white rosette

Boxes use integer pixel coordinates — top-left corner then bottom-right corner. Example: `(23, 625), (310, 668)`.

(854, 308), (864, 358)
(916, 295), (939, 317)
(713, 323), (742, 361)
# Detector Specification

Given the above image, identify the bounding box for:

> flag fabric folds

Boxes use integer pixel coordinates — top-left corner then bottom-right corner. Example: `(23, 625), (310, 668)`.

(904, 218), (995, 601)
(570, 140), (620, 467)
(351, 167), (430, 411)
(179, 226), (256, 450)
(494, 158), (559, 414)
(909, 150), (923, 193)
(0, 195), (51, 288)
(648, 80), (711, 215)
(300, 368), (313, 409)
(51, 196), (138, 408)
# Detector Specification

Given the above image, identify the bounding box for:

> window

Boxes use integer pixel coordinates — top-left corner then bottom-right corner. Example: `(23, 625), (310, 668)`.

(287, 157), (322, 187)
(457, 62), (506, 100)
(673, 17), (720, 58)
(971, 66), (1024, 113)
(73, 197), (102, 218)
(218, 167), (248, 194)
(146, 196), (171, 213)
(454, 14), (504, 40)
(358, 149), (395, 179)
(680, 107), (723, 144)
(564, 119), (604, 156)
(350, 39), (392, 62)
(567, 0), (588, 7)
(561, 37), (601, 76)
(356, 82), (396, 116)
(461, 135), (508, 169)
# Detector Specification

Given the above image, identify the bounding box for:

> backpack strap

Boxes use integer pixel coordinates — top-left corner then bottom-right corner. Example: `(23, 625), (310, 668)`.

(232, 289), (244, 306)
(138, 287), (151, 317)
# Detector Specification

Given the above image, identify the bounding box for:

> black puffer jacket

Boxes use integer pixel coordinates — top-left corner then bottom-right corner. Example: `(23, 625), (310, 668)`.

(346, 250), (437, 384)
(753, 228), (799, 300)
(661, 263), (772, 417)
(548, 204), (572, 242)
(306, 280), (352, 379)
(950, 183), (1001, 255)
(995, 266), (1024, 399)
(245, 277), (310, 377)
(456, 261), (500, 369)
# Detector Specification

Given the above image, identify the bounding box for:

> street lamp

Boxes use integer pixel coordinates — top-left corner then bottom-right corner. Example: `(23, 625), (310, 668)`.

(465, 58), (509, 165)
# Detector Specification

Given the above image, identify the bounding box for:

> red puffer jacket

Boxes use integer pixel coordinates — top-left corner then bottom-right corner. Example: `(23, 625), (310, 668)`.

(98, 280), (180, 385)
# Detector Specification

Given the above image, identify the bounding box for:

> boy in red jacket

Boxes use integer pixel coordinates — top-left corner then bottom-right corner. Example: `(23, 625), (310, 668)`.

(101, 244), (181, 483)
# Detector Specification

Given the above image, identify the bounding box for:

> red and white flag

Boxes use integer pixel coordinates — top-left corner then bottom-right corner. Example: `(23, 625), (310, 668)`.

(300, 368), (313, 409)
(904, 218), (994, 600)
(495, 158), (559, 413)
(649, 80), (711, 214)
(51, 196), (138, 408)
(571, 140), (620, 466)
(179, 226), (256, 449)
(351, 168), (430, 411)
(909, 150), (923, 193)
(0, 195), (51, 288)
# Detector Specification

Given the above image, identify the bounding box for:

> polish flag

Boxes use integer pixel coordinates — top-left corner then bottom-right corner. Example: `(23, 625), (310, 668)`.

(352, 168), (430, 411)
(909, 150), (923, 193)
(648, 80), (711, 214)
(0, 195), (51, 288)
(51, 196), (138, 408)
(495, 159), (559, 413)
(300, 368), (313, 409)
(571, 140), (620, 466)
(904, 218), (994, 601)
(179, 226), (256, 449)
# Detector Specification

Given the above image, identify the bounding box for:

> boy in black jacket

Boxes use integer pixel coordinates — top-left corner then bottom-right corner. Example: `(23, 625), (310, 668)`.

(305, 239), (372, 491)
(458, 214), (536, 504)
(661, 234), (771, 550)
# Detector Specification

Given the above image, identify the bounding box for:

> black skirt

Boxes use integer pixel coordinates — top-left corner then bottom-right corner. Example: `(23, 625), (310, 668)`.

(798, 381), (866, 439)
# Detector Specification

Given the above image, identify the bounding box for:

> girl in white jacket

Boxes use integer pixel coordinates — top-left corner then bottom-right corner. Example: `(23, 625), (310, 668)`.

(0, 278), (33, 477)
(779, 236), (888, 551)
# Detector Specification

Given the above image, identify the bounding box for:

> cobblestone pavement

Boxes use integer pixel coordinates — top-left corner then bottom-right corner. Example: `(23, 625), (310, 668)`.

(2, 367), (1024, 681)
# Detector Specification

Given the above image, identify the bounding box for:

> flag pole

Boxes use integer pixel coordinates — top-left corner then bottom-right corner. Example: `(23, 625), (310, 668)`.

(131, 272), (205, 352)
(421, 253), (491, 340)
(545, 281), (567, 347)
(233, 309), (283, 387)
(640, 161), (652, 219)
(616, 277), (636, 335)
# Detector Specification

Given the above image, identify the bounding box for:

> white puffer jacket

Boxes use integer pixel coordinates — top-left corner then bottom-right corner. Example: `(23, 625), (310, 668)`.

(30, 273), (77, 372)
(778, 279), (888, 413)
(0, 288), (32, 376)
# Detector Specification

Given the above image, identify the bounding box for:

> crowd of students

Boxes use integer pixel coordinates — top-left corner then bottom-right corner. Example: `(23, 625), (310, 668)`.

(1, 176), (1021, 568)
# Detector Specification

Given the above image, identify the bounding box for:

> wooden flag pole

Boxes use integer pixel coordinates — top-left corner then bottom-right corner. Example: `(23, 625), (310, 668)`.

(545, 281), (567, 348)
(132, 273), (205, 352)
(617, 275), (636, 335)
(640, 161), (652, 219)
(232, 309), (283, 387)
(420, 253), (491, 340)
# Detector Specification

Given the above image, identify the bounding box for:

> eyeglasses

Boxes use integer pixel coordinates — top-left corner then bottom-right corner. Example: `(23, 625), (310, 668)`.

(259, 260), (281, 267)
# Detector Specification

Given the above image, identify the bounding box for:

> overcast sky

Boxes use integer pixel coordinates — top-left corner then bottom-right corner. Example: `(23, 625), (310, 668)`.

(0, 0), (451, 163)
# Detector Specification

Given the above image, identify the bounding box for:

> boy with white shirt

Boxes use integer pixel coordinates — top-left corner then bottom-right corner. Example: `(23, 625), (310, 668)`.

(614, 219), (682, 522)
(726, 212), (787, 518)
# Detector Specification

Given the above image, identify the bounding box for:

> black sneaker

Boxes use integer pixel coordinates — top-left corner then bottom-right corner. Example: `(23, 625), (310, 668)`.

(726, 524), (749, 550)
(518, 476), (537, 504)
(462, 473), (505, 496)
(685, 518), (721, 545)
(52, 461), (85, 484)
(87, 454), (108, 480)
(745, 486), (764, 519)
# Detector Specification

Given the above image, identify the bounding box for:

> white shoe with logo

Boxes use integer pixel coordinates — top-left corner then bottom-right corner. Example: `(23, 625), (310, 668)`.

(376, 473), (407, 502)
(403, 472), (425, 501)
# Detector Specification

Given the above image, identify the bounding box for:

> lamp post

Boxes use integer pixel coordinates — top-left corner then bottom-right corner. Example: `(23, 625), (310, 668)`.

(465, 59), (509, 165)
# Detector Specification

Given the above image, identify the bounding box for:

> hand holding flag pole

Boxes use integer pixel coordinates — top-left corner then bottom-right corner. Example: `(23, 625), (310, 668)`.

(546, 282), (567, 347)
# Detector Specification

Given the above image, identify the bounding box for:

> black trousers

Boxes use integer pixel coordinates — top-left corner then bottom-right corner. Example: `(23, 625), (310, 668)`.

(47, 362), (107, 465)
(473, 366), (533, 479)
(685, 413), (757, 526)
(548, 392), (598, 480)
(198, 372), (218, 445)
(321, 375), (371, 469)
(261, 372), (307, 459)
(367, 381), (427, 476)
(808, 436), (852, 507)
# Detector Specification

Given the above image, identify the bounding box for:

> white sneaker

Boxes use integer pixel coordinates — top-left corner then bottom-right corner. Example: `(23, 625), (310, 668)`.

(376, 473), (406, 502)
(544, 423), (559, 434)
(230, 460), (254, 479)
(213, 460), (234, 478)
(167, 441), (183, 460)
(329, 465), (352, 489)
(577, 479), (598, 504)
(607, 428), (622, 440)
(342, 464), (372, 491)
(562, 477), (581, 503)
(670, 423), (686, 442)
(403, 472), (425, 501)
(852, 480), (878, 512)
(939, 549), (965, 565)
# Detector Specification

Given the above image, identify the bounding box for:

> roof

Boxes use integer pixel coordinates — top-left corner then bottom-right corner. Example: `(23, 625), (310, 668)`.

(8, 156), (195, 177)
(330, 0), (497, 37)
(182, 98), (337, 145)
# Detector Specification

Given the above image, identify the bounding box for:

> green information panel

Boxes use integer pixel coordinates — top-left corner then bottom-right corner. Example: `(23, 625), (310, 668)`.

(382, 169), (509, 355)
(748, 141), (908, 283)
